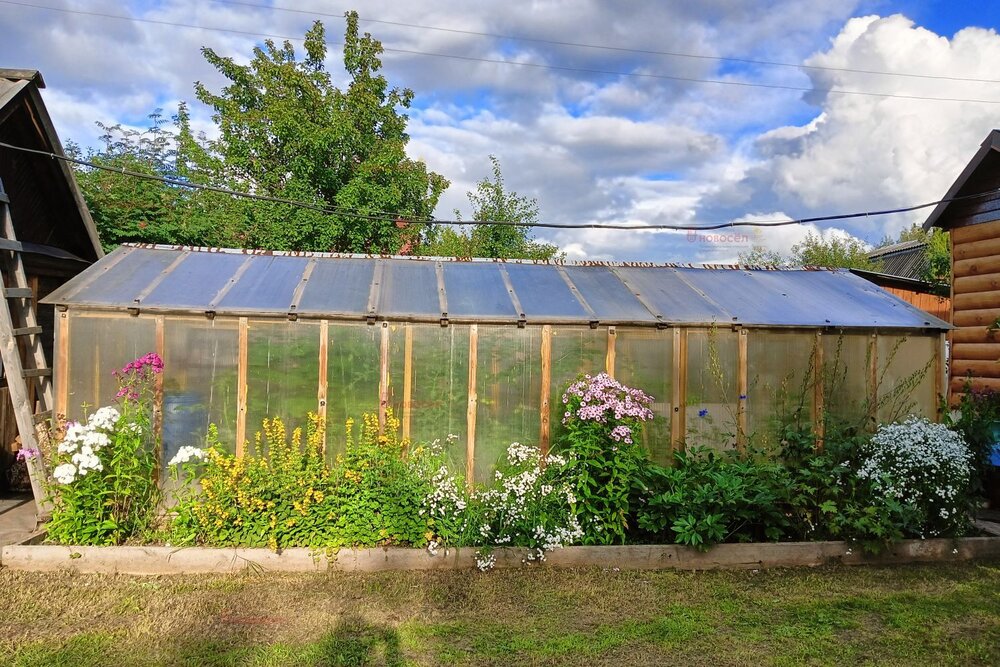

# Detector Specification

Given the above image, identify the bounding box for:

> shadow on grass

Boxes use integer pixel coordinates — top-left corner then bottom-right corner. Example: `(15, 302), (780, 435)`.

(315, 615), (404, 667)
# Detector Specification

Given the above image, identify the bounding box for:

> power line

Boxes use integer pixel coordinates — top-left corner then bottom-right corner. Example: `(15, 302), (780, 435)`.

(211, 0), (1000, 85)
(2, 139), (996, 232)
(3, 0), (1000, 105)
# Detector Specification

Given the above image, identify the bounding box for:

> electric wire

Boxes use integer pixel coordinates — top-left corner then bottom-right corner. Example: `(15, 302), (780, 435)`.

(2, 0), (1000, 104)
(2, 139), (996, 232)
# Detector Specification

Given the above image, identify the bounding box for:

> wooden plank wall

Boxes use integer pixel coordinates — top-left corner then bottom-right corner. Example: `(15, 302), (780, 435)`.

(949, 218), (1000, 403)
(881, 286), (950, 322)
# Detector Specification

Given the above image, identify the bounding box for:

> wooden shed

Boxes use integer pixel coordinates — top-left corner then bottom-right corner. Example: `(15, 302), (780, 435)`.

(924, 129), (1000, 404)
(0, 68), (103, 493)
(853, 240), (950, 321)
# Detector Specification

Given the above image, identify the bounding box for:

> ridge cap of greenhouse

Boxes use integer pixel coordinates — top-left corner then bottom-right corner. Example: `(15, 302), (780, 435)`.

(40, 243), (952, 330)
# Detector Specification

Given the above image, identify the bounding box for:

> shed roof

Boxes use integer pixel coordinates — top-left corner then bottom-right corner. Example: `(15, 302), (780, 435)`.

(42, 245), (950, 330)
(866, 240), (930, 282)
(923, 129), (1000, 230)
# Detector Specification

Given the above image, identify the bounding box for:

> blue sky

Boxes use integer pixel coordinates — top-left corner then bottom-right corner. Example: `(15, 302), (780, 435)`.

(1, 0), (998, 262)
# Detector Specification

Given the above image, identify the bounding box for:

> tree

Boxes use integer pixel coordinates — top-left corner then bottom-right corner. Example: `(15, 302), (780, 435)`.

(739, 231), (877, 270)
(874, 223), (951, 284)
(419, 156), (561, 259)
(193, 15), (448, 253)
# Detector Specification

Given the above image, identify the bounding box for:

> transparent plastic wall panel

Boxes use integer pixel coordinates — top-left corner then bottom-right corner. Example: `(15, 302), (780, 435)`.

(378, 261), (440, 319)
(384, 324), (406, 427)
(245, 320), (321, 454)
(876, 334), (937, 424)
(822, 332), (871, 430)
(442, 263), (517, 319)
(326, 323), (381, 459)
(549, 327), (607, 441)
(398, 324), (470, 472)
(297, 258), (375, 316)
(141, 252), (246, 309)
(474, 326), (542, 482)
(66, 314), (155, 421)
(162, 318), (239, 460)
(747, 331), (816, 452)
(685, 329), (739, 451)
(72, 248), (178, 305)
(560, 267), (656, 323)
(504, 264), (589, 320)
(217, 256), (306, 313)
(615, 328), (673, 464)
(615, 268), (730, 324)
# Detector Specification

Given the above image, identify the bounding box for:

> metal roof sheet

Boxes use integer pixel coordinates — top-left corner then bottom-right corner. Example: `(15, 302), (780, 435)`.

(41, 245), (951, 330)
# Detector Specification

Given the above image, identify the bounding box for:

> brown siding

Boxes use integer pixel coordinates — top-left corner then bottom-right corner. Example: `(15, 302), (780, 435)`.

(880, 286), (950, 321)
(948, 218), (1000, 402)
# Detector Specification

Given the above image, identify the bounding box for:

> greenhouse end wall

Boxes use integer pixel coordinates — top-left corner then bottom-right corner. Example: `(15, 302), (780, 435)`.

(56, 311), (946, 481)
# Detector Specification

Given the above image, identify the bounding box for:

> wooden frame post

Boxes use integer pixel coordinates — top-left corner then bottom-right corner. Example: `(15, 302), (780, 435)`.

(402, 324), (413, 442)
(936, 331), (947, 417)
(540, 325), (552, 455)
(868, 332), (879, 428)
(235, 317), (248, 456)
(55, 310), (69, 418)
(466, 324), (478, 486)
(154, 315), (165, 474)
(605, 326), (616, 378)
(812, 331), (825, 451)
(378, 322), (390, 432)
(736, 328), (748, 452)
(670, 327), (687, 453)
(317, 320), (328, 451)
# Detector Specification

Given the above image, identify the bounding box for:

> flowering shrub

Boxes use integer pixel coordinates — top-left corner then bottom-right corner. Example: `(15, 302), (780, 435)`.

(46, 355), (162, 545)
(170, 410), (436, 550)
(557, 373), (654, 544)
(857, 417), (974, 538)
(423, 442), (582, 569)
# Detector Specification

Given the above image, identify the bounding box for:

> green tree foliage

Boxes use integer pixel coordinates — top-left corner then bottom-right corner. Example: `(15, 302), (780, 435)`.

(71, 15), (448, 254)
(739, 231), (877, 270)
(420, 156), (561, 259)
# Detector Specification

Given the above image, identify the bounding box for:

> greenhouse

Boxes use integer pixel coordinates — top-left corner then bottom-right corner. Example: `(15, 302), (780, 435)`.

(42, 244), (950, 481)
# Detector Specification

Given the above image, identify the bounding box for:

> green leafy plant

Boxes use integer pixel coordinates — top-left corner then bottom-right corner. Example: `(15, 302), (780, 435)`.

(46, 354), (162, 545)
(943, 379), (1000, 499)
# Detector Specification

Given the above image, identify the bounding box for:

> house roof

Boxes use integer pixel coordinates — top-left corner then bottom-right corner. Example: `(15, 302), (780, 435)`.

(42, 244), (951, 330)
(0, 68), (102, 264)
(923, 129), (1000, 230)
(866, 239), (929, 281)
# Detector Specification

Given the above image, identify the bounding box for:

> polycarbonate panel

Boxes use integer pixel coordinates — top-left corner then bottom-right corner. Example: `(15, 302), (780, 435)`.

(66, 314), (155, 421)
(504, 264), (589, 320)
(560, 266), (657, 323)
(822, 332), (871, 431)
(548, 326), (607, 447)
(378, 261), (440, 318)
(245, 320), (321, 454)
(326, 323), (381, 459)
(474, 326), (541, 482)
(68, 248), (176, 305)
(402, 325), (470, 472)
(685, 328), (739, 451)
(217, 255), (305, 312)
(875, 334), (937, 424)
(615, 267), (730, 324)
(142, 252), (246, 309)
(615, 328), (673, 464)
(442, 263), (517, 319)
(747, 331), (816, 451)
(297, 258), (375, 315)
(162, 318), (239, 461)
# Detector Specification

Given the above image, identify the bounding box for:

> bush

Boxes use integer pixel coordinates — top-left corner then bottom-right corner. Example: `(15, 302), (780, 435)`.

(46, 354), (162, 545)
(857, 417), (973, 538)
(556, 373), (654, 544)
(942, 382), (1000, 499)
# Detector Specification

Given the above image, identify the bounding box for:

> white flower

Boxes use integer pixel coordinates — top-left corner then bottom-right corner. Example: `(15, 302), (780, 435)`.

(53, 463), (78, 485)
(168, 446), (209, 466)
(87, 406), (121, 432)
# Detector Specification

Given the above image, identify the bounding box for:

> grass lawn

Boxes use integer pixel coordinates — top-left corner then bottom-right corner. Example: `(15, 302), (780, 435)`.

(2, 561), (999, 666)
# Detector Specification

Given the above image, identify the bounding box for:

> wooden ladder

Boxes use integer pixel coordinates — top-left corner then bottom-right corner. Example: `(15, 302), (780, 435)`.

(0, 178), (53, 517)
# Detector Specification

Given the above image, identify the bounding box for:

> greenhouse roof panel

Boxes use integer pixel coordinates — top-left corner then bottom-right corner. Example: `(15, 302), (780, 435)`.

(41, 245), (951, 330)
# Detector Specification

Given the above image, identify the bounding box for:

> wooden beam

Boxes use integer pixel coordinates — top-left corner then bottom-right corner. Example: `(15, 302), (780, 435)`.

(154, 315), (164, 475)
(868, 333), (878, 428)
(954, 235), (1000, 261)
(951, 326), (1000, 344)
(402, 325), (413, 443)
(953, 290), (1000, 311)
(55, 311), (68, 418)
(235, 317), (248, 457)
(467, 324), (478, 486)
(539, 325), (552, 455)
(952, 307), (1000, 328)
(671, 328), (687, 453)
(812, 331), (825, 451)
(950, 359), (1000, 378)
(736, 328), (748, 452)
(953, 271), (1000, 295)
(378, 322), (389, 432)
(954, 254), (1000, 279)
(317, 320), (328, 452)
(951, 219), (1000, 245)
(605, 326), (616, 378)
(936, 332), (946, 419)
(950, 342), (1000, 360)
